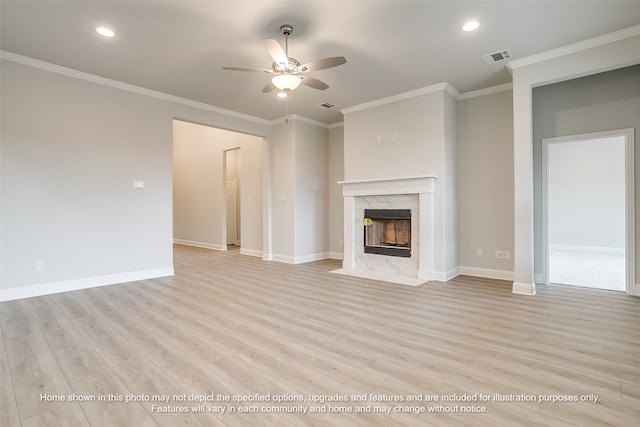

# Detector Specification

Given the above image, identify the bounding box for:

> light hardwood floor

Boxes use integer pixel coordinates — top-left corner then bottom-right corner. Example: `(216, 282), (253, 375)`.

(2, 244), (639, 426)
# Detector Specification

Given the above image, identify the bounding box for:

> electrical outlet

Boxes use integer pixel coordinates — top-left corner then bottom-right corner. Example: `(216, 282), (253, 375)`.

(494, 250), (504, 259)
(340, 239), (344, 247)
(504, 251), (511, 260)
(36, 261), (45, 272)
(476, 249), (483, 257)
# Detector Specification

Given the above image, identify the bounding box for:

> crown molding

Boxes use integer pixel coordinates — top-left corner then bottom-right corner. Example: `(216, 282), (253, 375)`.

(270, 114), (332, 128)
(507, 24), (640, 71)
(341, 82), (453, 115)
(0, 50), (272, 126)
(458, 82), (513, 100)
(328, 121), (344, 129)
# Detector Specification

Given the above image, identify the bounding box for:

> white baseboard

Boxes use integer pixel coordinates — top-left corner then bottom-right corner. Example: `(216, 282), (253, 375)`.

(432, 267), (460, 282)
(271, 254), (296, 264)
(239, 248), (262, 258)
(512, 281), (536, 295)
(174, 239), (226, 251)
(0, 267), (175, 302)
(459, 266), (514, 281)
(271, 252), (329, 264)
(328, 251), (344, 260)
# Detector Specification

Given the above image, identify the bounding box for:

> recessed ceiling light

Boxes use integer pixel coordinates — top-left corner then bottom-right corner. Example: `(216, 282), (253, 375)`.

(462, 21), (480, 32)
(96, 27), (115, 37)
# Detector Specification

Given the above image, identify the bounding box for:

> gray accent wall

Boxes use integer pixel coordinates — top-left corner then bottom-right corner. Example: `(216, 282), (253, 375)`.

(532, 64), (640, 283)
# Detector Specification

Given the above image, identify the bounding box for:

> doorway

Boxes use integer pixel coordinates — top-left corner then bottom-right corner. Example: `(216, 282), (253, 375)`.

(542, 129), (635, 293)
(225, 148), (241, 248)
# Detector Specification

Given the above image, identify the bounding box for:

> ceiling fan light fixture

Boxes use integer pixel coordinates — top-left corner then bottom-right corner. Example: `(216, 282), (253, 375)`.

(276, 92), (288, 98)
(96, 27), (115, 37)
(462, 21), (480, 32)
(272, 74), (302, 91)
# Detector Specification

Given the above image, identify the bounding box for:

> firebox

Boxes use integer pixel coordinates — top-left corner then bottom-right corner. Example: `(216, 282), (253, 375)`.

(363, 209), (411, 257)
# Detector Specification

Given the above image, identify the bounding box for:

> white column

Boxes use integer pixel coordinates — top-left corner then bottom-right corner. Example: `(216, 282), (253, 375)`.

(418, 191), (435, 281)
(342, 196), (356, 269)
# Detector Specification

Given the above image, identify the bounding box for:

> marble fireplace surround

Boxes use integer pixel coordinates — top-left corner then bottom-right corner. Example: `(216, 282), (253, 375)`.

(333, 176), (436, 286)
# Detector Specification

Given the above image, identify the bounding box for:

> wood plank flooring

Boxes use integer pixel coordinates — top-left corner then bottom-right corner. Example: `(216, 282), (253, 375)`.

(1, 244), (639, 426)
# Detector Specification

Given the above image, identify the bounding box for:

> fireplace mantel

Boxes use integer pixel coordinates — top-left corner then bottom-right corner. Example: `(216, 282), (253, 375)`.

(339, 176), (437, 197)
(334, 176), (437, 286)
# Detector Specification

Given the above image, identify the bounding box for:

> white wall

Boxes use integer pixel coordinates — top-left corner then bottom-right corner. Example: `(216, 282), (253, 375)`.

(457, 89), (515, 278)
(172, 120), (263, 253)
(443, 91), (458, 273)
(0, 57), (269, 301)
(269, 117), (330, 263)
(294, 121), (329, 262)
(342, 86), (458, 279)
(343, 90), (444, 182)
(548, 137), (625, 249)
(269, 121), (296, 261)
(328, 125), (345, 259)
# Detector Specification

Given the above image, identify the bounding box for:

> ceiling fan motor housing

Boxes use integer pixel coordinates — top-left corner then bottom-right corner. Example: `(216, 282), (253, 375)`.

(280, 24), (293, 36)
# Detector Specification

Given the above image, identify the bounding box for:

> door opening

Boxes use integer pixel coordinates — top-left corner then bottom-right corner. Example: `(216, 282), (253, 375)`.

(542, 129), (635, 293)
(225, 148), (241, 248)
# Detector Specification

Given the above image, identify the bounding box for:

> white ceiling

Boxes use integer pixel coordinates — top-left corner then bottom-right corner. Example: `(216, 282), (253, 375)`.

(2, 1), (639, 124)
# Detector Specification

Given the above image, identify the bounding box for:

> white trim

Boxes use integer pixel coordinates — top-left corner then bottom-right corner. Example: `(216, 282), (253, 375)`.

(240, 248), (263, 258)
(512, 281), (536, 296)
(459, 266), (515, 281)
(275, 114), (329, 129)
(341, 83), (452, 115)
(328, 122), (344, 129)
(339, 176), (437, 197)
(293, 252), (329, 264)
(432, 267), (460, 282)
(507, 24), (640, 71)
(458, 83), (513, 100)
(541, 129), (635, 295)
(271, 254), (296, 264)
(0, 268), (174, 302)
(328, 251), (344, 260)
(263, 252), (330, 264)
(0, 50), (271, 126)
(174, 239), (227, 251)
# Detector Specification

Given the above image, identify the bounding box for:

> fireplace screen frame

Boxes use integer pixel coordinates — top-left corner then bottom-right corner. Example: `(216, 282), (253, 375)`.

(363, 209), (412, 257)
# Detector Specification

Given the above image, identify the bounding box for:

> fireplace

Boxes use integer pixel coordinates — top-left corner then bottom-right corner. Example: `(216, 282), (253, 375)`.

(334, 176), (436, 286)
(364, 209), (411, 257)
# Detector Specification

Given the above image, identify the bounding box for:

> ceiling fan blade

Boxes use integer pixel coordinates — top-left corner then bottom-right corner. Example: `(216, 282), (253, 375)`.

(299, 56), (346, 72)
(222, 66), (274, 73)
(301, 76), (329, 91)
(262, 80), (276, 93)
(264, 38), (288, 66)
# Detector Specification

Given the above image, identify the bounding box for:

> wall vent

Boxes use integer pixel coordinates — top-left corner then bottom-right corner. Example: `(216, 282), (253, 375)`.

(319, 102), (335, 109)
(483, 49), (512, 64)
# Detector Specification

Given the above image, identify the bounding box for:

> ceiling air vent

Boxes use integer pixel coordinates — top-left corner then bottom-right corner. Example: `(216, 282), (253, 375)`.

(483, 49), (512, 64)
(319, 102), (335, 109)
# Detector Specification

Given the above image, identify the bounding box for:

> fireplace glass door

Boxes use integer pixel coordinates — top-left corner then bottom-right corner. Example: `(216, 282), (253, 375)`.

(364, 209), (411, 257)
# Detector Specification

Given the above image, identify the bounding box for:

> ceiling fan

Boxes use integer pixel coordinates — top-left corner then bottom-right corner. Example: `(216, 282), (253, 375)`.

(222, 24), (346, 93)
